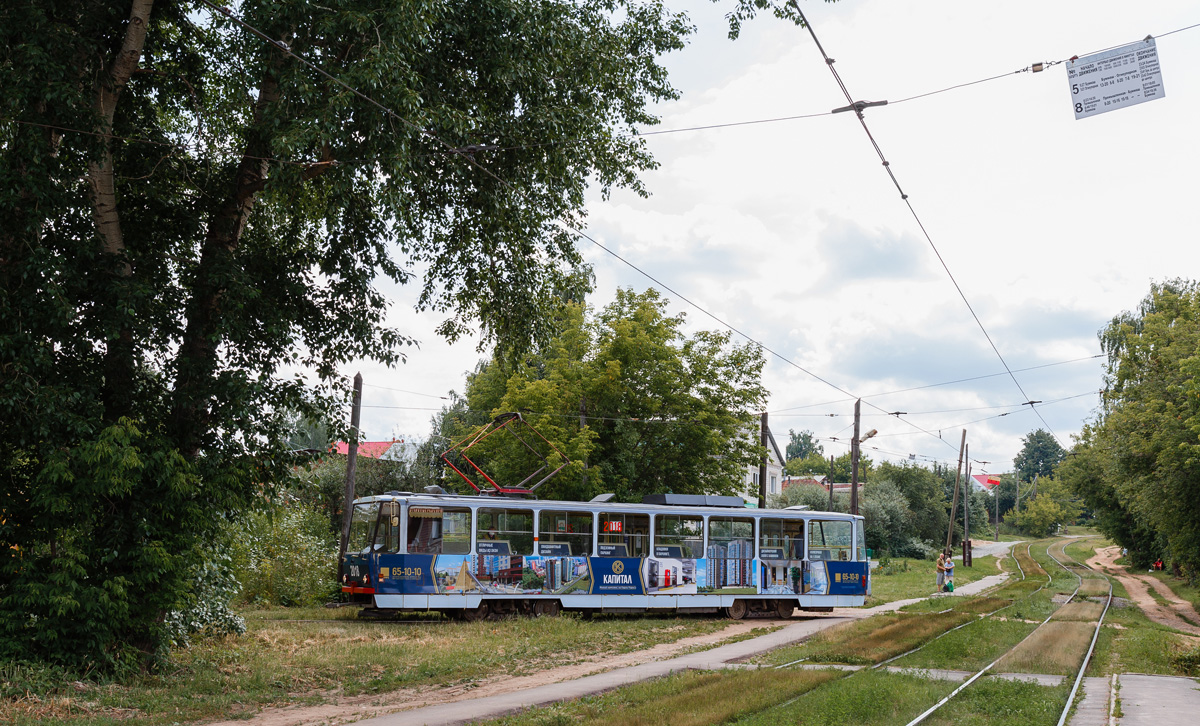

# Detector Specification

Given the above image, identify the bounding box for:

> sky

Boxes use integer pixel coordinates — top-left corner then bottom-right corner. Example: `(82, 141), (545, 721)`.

(340, 0), (1200, 477)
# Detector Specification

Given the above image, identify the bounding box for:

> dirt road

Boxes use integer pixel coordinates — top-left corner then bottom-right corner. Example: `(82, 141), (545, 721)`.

(1087, 545), (1200, 636)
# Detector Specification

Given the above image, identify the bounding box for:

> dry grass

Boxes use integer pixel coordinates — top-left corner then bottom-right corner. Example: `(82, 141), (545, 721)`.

(1078, 578), (1110, 597)
(1053, 601), (1105, 622)
(954, 597), (1012, 614)
(768, 612), (973, 666)
(998, 621), (1096, 675)
(1013, 544), (1047, 578)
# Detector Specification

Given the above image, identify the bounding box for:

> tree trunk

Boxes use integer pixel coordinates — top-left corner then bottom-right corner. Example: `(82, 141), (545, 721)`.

(171, 64), (280, 456)
(87, 0), (155, 422)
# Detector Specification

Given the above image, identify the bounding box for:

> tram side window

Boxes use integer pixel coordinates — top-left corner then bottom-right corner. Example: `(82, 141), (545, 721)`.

(407, 507), (471, 554)
(477, 508), (534, 555)
(599, 512), (649, 557)
(808, 520), (853, 561)
(760, 518), (805, 559)
(707, 517), (754, 560)
(348, 502), (379, 554)
(538, 511), (593, 557)
(856, 522), (866, 562)
(654, 515), (704, 559)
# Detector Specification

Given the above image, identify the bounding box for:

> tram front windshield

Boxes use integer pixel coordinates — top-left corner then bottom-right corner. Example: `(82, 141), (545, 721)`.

(348, 502), (379, 554)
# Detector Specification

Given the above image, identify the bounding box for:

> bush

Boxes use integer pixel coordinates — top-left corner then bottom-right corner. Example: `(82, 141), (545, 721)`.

(229, 497), (340, 607)
(164, 548), (246, 647)
(1170, 644), (1200, 676)
(893, 537), (939, 561)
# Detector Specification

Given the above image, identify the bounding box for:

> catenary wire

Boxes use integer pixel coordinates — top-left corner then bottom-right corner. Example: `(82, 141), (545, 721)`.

(789, 1), (1064, 446)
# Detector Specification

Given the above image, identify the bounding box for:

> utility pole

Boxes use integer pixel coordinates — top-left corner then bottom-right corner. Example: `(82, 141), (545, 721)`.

(758, 411), (768, 509)
(828, 455), (835, 511)
(995, 475), (1000, 542)
(944, 430), (967, 556)
(338, 372), (364, 579)
(963, 457), (971, 567)
(851, 400), (861, 516)
(848, 400), (877, 516)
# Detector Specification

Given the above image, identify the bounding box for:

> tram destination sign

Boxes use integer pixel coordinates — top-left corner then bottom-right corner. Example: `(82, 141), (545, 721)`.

(1066, 38), (1165, 120)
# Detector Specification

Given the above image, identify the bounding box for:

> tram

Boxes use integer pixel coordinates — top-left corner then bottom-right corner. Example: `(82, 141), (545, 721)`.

(340, 490), (870, 619)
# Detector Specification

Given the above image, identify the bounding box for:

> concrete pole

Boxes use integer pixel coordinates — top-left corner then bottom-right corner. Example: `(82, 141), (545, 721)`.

(828, 455), (835, 511)
(850, 399), (861, 516)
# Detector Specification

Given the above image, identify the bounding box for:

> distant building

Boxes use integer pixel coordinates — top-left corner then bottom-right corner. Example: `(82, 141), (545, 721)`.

(330, 439), (420, 461)
(744, 424), (786, 501)
(971, 474), (1002, 494)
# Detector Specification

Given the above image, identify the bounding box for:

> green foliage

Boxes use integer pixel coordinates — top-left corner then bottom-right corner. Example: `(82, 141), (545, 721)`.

(1, 0), (710, 668)
(1169, 644), (1200, 676)
(785, 429), (822, 461)
(292, 453), (442, 535)
(783, 451), (870, 480)
(872, 461), (949, 547)
(164, 548), (246, 647)
(228, 498), (339, 607)
(1063, 280), (1200, 572)
(1013, 429), (1067, 482)
(446, 290), (768, 502)
(1007, 477), (1082, 537)
(768, 483), (837, 511)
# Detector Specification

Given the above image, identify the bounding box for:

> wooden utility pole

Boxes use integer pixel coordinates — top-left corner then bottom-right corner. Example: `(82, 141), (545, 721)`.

(758, 412), (769, 509)
(944, 430), (967, 556)
(963, 457), (971, 566)
(850, 399), (861, 516)
(828, 455), (835, 511)
(337, 372), (363, 578)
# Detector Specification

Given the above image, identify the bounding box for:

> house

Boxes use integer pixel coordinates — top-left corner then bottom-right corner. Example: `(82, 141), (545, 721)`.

(971, 474), (1002, 494)
(744, 425), (786, 502)
(331, 439), (419, 461)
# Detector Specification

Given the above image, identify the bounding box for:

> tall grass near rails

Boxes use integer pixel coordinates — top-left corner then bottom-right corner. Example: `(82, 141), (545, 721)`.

(1076, 579), (1110, 598)
(997, 621), (1096, 675)
(1053, 602), (1105, 622)
(757, 612), (974, 666)
(486, 668), (843, 726)
(900, 596), (1012, 615)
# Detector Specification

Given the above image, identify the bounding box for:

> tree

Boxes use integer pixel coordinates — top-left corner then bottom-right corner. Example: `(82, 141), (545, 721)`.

(447, 289), (768, 502)
(0, 0), (756, 670)
(1012, 429), (1066, 482)
(1078, 280), (1200, 574)
(786, 429), (822, 462)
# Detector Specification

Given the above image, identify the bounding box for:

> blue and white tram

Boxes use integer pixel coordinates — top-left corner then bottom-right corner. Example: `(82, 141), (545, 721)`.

(340, 491), (870, 619)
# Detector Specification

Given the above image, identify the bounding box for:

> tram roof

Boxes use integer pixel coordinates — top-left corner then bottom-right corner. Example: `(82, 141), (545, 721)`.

(352, 491), (862, 520)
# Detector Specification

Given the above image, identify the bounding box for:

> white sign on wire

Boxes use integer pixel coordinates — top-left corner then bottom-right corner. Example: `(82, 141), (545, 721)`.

(1066, 37), (1165, 120)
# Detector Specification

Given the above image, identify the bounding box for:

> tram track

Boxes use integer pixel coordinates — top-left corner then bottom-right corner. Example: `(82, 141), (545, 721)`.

(899, 537), (1112, 726)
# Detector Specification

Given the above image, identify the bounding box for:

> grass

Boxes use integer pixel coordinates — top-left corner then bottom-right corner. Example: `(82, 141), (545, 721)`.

(889, 614), (1040, 672)
(733, 670), (956, 726)
(734, 670), (1067, 726)
(867, 555), (999, 606)
(484, 668), (844, 726)
(755, 611), (974, 666)
(997, 621), (1095, 675)
(923, 677), (1069, 726)
(0, 611), (736, 725)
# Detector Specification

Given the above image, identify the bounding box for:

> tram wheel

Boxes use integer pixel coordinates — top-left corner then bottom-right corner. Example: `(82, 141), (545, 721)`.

(535, 600), (562, 617)
(726, 599), (749, 620)
(459, 601), (490, 622)
(774, 600), (794, 619)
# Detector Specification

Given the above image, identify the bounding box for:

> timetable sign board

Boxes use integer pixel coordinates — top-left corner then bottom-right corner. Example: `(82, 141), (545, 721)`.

(1066, 38), (1165, 120)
